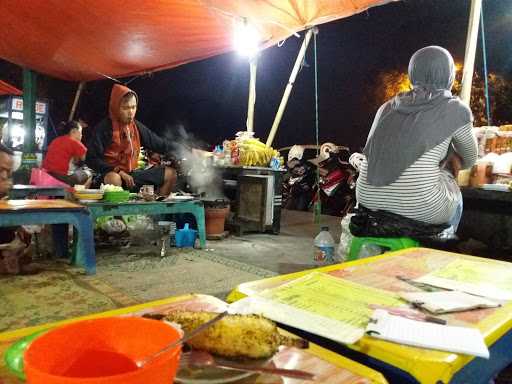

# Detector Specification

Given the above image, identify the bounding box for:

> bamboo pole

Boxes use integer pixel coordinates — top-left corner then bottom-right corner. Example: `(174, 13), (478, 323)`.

(246, 57), (258, 133)
(266, 28), (314, 147)
(68, 81), (86, 121)
(460, 0), (482, 104)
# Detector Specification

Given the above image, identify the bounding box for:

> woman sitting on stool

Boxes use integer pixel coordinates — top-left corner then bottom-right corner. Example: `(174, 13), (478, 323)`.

(356, 46), (478, 232)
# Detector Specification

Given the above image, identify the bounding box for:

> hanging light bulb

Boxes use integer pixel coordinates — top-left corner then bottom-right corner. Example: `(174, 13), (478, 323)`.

(233, 18), (260, 58)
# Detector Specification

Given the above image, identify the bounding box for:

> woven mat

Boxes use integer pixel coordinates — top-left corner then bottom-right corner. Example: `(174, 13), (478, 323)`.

(0, 249), (275, 332)
(94, 248), (276, 302)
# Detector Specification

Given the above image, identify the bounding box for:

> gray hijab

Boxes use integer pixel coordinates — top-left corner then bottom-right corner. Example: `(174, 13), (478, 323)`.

(363, 46), (472, 186)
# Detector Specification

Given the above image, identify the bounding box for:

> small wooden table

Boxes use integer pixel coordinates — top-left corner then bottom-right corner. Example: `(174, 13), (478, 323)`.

(0, 200), (95, 274)
(227, 248), (512, 384)
(0, 294), (388, 383)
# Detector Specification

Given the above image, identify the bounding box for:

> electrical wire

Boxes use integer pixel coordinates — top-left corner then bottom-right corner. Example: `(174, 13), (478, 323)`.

(313, 28), (321, 224)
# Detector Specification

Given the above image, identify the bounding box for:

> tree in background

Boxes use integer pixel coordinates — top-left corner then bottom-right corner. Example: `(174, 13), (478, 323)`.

(372, 64), (512, 127)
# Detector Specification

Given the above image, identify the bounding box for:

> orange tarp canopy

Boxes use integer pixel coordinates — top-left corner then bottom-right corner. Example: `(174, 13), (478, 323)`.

(0, 0), (396, 81)
(0, 80), (22, 96)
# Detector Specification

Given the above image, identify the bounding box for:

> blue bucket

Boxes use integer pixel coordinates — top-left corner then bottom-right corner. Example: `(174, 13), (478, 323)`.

(175, 223), (197, 248)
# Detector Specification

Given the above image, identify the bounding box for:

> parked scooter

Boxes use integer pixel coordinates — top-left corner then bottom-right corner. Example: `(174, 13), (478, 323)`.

(283, 145), (316, 211)
(309, 143), (357, 217)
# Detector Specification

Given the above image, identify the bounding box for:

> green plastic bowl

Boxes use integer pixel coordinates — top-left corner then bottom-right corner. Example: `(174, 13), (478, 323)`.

(4, 330), (47, 380)
(103, 190), (130, 203)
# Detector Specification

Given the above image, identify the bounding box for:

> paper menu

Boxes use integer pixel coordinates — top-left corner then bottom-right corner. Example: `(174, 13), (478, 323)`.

(229, 295), (367, 344)
(413, 258), (512, 301)
(366, 309), (490, 358)
(229, 272), (404, 345)
(399, 291), (501, 314)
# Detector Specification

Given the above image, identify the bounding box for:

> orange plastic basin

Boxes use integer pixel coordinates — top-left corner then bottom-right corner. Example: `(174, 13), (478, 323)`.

(24, 316), (181, 384)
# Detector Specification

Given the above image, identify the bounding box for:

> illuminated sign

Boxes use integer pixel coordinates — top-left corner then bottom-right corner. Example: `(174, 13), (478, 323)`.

(11, 98), (47, 114)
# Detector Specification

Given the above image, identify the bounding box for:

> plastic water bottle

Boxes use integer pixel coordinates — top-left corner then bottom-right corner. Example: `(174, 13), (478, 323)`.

(314, 226), (335, 265)
(169, 221), (177, 247)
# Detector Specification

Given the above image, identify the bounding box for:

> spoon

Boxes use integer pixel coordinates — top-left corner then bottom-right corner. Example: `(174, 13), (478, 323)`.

(182, 350), (316, 381)
(137, 311), (228, 368)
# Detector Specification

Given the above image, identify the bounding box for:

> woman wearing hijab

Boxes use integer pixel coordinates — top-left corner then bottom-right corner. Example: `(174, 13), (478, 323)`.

(356, 46), (478, 230)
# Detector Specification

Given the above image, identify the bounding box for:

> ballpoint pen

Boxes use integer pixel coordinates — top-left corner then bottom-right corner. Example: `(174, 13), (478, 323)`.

(368, 304), (447, 325)
(396, 275), (444, 292)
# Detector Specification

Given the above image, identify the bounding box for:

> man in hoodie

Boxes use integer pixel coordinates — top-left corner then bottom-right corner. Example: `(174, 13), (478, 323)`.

(86, 84), (176, 195)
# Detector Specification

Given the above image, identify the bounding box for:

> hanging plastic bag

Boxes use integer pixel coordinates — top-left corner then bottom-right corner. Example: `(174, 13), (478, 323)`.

(337, 214), (354, 262)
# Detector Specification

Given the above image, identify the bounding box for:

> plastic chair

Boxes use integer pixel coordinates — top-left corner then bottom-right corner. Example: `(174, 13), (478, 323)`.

(347, 236), (419, 261)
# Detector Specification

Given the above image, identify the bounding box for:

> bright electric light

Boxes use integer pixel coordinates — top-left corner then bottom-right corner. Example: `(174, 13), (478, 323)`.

(11, 124), (25, 147)
(11, 124), (25, 138)
(233, 19), (260, 57)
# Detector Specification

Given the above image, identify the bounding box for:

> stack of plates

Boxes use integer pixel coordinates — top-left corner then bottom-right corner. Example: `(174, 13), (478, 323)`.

(74, 189), (104, 203)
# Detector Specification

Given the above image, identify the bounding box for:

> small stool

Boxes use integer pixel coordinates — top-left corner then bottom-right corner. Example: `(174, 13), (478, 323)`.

(347, 236), (419, 261)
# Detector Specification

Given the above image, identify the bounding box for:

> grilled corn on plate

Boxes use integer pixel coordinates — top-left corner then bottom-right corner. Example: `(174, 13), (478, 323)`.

(165, 311), (308, 359)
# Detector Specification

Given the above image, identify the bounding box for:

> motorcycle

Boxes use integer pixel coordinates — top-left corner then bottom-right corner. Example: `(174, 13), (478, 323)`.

(310, 143), (357, 217)
(283, 145), (316, 211)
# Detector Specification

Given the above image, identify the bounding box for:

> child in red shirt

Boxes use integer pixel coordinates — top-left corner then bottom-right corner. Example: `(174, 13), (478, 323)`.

(42, 120), (91, 187)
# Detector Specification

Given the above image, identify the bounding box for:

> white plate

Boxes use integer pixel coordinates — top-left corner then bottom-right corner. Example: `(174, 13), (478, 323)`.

(78, 199), (101, 203)
(169, 195), (195, 201)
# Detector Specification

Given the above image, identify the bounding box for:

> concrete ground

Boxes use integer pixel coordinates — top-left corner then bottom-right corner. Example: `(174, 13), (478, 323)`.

(206, 209), (342, 275)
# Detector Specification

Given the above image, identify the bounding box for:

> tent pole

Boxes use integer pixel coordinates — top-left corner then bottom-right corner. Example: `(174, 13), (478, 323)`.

(266, 28), (314, 147)
(246, 57), (257, 133)
(68, 81), (86, 121)
(460, 0), (482, 104)
(22, 68), (37, 154)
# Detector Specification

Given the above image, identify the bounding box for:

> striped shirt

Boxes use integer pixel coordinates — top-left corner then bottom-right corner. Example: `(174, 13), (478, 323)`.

(356, 123), (478, 224)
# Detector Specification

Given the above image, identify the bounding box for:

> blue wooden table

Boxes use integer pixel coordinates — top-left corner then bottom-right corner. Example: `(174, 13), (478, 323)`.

(0, 200), (96, 274)
(85, 200), (207, 248)
(9, 185), (67, 199)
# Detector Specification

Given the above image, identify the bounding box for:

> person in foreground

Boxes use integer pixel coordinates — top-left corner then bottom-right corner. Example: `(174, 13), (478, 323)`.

(0, 144), (38, 274)
(86, 84), (176, 195)
(42, 120), (91, 187)
(356, 46), (478, 231)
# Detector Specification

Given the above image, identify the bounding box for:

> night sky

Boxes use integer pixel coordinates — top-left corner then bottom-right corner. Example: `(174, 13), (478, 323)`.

(1, 0), (511, 152)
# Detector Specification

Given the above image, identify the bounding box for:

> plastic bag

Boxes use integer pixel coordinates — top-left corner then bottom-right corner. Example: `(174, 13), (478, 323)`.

(358, 243), (383, 258)
(337, 214), (354, 262)
(350, 206), (452, 241)
(124, 215), (154, 232)
(101, 218), (127, 235)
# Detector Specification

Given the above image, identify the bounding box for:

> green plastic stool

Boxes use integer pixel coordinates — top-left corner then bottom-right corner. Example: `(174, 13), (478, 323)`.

(347, 236), (419, 261)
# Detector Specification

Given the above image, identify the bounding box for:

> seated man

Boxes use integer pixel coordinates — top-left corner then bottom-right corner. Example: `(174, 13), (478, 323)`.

(86, 84), (176, 195)
(0, 144), (37, 275)
(42, 120), (91, 187)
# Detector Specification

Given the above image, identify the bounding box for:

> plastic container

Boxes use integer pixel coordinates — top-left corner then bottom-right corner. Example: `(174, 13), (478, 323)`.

(175, 223), (197, 248)
(103, 190), (130, 203)
(24, 317), (182, 384)
(314, 226), (336, 265)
